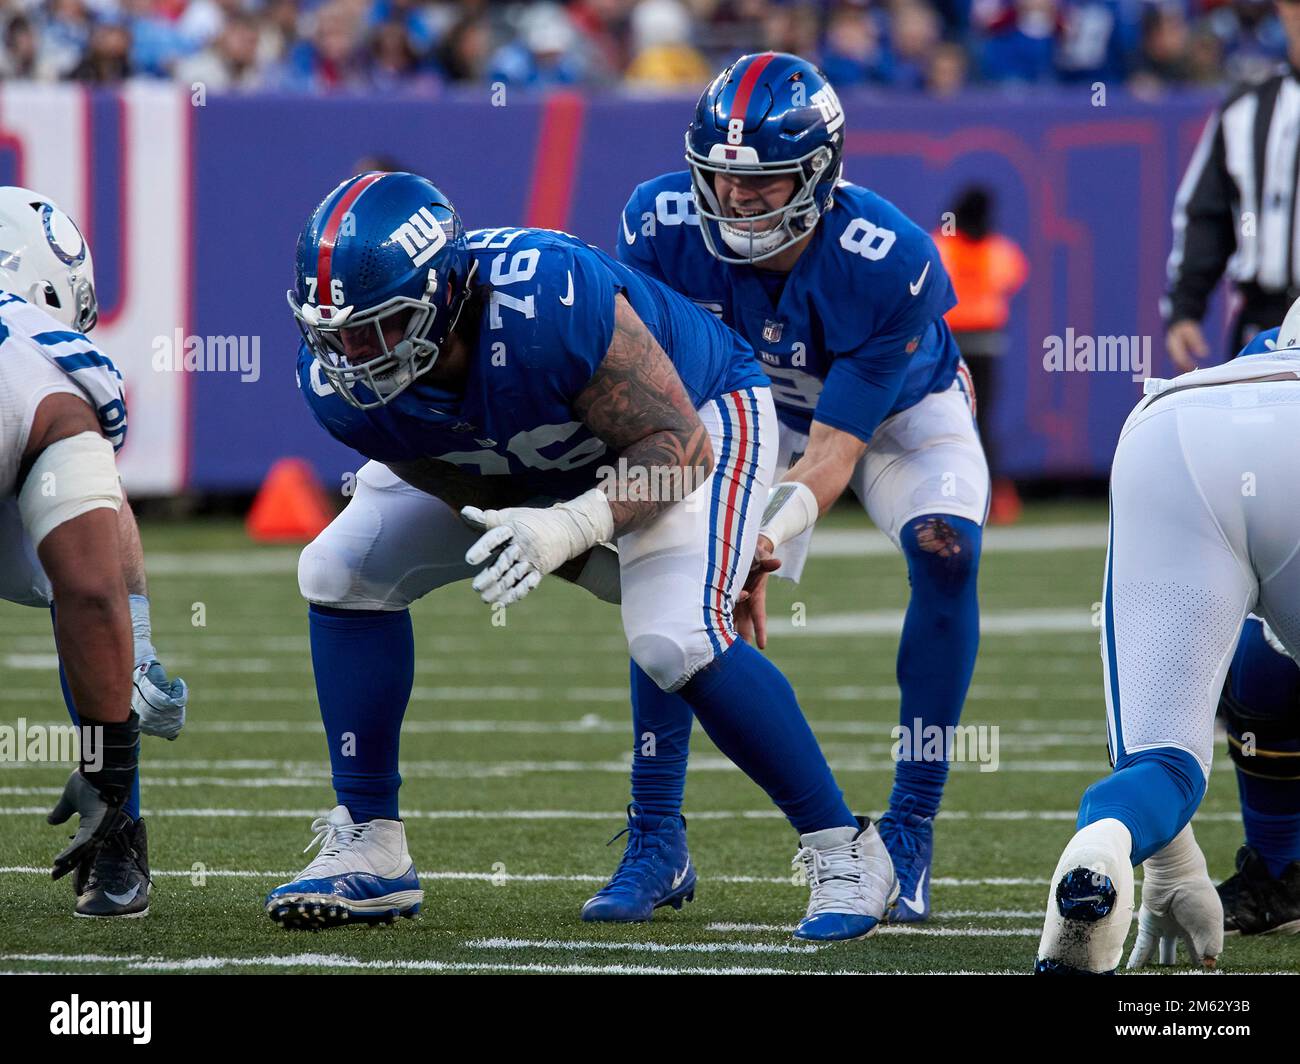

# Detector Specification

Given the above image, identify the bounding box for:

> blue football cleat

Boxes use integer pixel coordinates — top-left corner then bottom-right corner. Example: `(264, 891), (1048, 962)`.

(266, 805), (423, 930)
(878, 800), (934, 923)
(582, 804), (696, 922)
(792, 817), (897, 942)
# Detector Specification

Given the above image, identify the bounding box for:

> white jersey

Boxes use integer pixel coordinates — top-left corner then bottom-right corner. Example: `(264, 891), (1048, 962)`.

(0, 291), (126, 501)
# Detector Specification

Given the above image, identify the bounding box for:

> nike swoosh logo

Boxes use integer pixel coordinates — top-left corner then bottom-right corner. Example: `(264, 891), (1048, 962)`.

(104, 884), (141, 906)
(900, 867), (926, 912)
(671, 864), (689, 890)
(560, 271), (574, 306)
(909, 261), (930, 296)
(622, 213), (636, 245)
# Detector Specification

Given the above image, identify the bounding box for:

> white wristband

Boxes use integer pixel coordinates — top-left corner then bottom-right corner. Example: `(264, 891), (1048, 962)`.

(1143, 824), (1206, 884)
(758, 481), (819, 549)
(558, 487), (615, 550)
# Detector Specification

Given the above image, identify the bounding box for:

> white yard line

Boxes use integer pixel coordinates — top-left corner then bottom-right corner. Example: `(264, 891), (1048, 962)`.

(0, 758), (1182, 776)
(0, 952), (844, 976)
(123, 525), (1106, 576)
(465, 937), (818, 955)
(0, 865), (1049, 887)
(0, 802), (1246, 824)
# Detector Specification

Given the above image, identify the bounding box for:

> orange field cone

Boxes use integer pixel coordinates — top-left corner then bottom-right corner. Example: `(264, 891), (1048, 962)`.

(246, 458), (336, 542)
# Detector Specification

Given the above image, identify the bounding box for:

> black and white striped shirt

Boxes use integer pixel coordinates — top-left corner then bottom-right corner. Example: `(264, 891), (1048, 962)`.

(1165, 66), (1300, 325)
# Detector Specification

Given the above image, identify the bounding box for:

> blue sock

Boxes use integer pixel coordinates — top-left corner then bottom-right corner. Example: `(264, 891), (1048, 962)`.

(679, 639), (855, 834)
(1077, 746), (1206, 864)
(629, 661), (692, 817)
(52, 609), (140, 820)
(888, 514), (981, 819)
(1238, 778), (1300, 877)
(1226, 619), (1300, 877)
(308, 604), (413, 823)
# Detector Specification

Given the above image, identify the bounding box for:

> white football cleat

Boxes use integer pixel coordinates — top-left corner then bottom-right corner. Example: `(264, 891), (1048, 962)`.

(1036, 818), (1135, 974)
(792, 817), (898, 941)
(265, 805), (423, 929)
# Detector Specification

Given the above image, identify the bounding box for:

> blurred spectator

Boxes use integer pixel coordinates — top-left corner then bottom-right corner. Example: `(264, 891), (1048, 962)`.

(890, 0), (942, 88)
(1132, 3), (1191, 86)
(571, 0), (633, 76)
(1054, 0), (1137, 84)
(819, 4), (893, 85)
(926, 39), (970, 93)
(1, 14), (38, 78)
(980, 0), (1062, 84)
(764, 1), (820, 57)
(38, 0), (95, 79)
(0, 0), (1290, 92)
(437, 9), (490, 81)
(278, 0), (365, 91)
(367, 18), (438, 90)
(67, 13), (132, 81)
(625, 0), (710, 87)
(175, 10), (265, 88)
(121, 0), (194, 77)
(488, 3), (590, 86)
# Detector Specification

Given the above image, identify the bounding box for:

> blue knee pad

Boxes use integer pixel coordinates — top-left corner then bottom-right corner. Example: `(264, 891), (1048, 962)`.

(1078, 746), (1206, 864)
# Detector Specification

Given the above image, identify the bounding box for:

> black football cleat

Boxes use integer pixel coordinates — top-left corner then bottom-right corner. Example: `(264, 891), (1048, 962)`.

(1218, 846), (1300, 936)
(73, 814), (151, 918)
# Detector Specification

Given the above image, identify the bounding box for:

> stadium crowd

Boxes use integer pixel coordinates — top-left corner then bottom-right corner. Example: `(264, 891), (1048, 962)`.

(0, 0), (1287, 94)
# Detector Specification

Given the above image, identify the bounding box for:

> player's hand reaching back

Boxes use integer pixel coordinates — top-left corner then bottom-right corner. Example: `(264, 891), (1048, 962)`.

(1166, 319), (1210, 371)
(734, 536), (781, 649)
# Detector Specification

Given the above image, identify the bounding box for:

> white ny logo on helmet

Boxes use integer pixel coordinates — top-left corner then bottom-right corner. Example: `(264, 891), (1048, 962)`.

(389, 207), (447, 268)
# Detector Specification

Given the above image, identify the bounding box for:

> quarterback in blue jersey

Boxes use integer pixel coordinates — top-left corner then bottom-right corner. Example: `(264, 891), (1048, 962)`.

(267, 170), (899, 940)
(588, 52), (988, 924)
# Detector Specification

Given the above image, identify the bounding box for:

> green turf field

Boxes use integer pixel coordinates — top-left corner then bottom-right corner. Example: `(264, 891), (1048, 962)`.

(1, 503), (1295, 975)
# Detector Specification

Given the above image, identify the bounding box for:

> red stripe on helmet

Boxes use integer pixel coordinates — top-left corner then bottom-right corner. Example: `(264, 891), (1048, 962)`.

(316, 172), (387, 304)
(728, 52), (777, 137)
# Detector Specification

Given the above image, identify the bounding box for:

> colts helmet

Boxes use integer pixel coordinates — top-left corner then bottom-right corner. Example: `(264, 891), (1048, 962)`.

(0, 186), (98, 332)
(686, 52), (846, 265)
(289, 171), (473, 410)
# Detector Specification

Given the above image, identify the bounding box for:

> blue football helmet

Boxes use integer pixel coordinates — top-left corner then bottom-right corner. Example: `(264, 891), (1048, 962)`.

(288, 172), (473, 410)
(686, 52), (845, 265)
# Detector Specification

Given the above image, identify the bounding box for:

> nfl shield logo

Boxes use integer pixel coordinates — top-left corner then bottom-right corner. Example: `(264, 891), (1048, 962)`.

(762, 320), (783, 344)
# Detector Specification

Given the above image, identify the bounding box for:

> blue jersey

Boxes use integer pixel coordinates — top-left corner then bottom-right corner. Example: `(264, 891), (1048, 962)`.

(618, 172), (961, 442)
(298, 227), (766, 498)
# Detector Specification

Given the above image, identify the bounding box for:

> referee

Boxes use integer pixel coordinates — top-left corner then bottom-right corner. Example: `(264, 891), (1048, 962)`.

(1164, 0), (1300, 369)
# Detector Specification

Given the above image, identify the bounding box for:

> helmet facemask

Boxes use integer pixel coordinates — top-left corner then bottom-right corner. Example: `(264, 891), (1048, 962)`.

(289, 260), (475, 411)
(687, 142), (838, 265)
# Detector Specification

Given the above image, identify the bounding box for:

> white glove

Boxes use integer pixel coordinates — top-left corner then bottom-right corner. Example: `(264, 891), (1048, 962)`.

(132, 661), (188, 740)
(1126, 825), (1223, 970)
(127, 594), (187, 740)
(462, 488), (614, 607)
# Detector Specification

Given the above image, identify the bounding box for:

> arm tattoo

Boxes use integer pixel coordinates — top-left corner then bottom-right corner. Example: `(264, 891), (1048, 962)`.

(573, 295), (714, 535)
(386, 458), (533, 512)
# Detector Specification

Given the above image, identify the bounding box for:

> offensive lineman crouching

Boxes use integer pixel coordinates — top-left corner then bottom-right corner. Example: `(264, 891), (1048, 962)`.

(268, 172), (896, 940)
(0, 187), (188, 917)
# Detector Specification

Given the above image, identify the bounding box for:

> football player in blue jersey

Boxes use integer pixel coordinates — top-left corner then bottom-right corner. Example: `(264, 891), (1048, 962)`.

(266, 170), (898, 941)
(587, 52), (988, 924)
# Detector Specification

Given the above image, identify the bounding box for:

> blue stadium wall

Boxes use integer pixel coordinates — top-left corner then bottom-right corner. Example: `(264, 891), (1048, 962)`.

(0, 85), (1227, 493)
